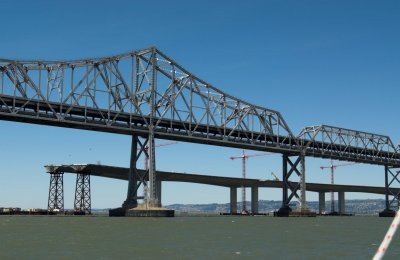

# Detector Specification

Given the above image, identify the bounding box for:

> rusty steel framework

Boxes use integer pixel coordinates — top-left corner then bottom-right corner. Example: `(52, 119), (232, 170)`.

(1, 47), (400, 212)
(74, 173), (91, 214)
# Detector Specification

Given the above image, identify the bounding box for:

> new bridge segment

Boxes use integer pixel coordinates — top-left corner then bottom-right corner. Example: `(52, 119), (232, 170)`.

(44, 164), (399, 215)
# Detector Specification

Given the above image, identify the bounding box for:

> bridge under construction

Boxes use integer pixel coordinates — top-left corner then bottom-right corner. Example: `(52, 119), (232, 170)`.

(1, 47), (399, 216)
(44, 163), (400, 216)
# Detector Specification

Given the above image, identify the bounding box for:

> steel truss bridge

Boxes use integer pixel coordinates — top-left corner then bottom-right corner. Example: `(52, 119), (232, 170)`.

(1, 47), (399, 215)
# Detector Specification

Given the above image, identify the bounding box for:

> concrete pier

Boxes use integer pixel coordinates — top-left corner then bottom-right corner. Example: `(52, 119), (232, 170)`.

(230, 187), (237, 214)
(251, 187), (258, 214)
(338, 191), (345, 214)
(156, 179), (162, 206)
(319, 192), (325, 214)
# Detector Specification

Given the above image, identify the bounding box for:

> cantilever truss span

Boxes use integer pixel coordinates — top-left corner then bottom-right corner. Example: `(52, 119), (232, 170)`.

(0, 47), (295, 154)
(1, 47), (400, 211)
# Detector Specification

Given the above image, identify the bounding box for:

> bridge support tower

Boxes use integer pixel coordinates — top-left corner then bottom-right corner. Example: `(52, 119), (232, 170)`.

(74, 173), (91, 215)
(275, 154), (314, 217)
(379, 166), (400, 217)
(109, 134), (174, 217)
(47, 172), (64, 213)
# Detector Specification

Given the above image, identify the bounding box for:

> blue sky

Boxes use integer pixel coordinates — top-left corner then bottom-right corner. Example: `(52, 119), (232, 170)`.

(0, 0), (399, 209)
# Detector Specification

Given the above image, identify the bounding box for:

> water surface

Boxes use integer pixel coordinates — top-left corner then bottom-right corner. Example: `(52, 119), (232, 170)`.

(0, 215), (398, 259)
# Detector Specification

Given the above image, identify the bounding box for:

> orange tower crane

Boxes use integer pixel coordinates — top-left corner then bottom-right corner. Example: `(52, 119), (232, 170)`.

(229, 150), (273, 213)
(320, 160), (355, 213)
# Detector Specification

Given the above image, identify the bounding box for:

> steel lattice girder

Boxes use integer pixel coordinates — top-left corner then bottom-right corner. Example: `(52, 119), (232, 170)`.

(0, 47), (296, 154)
(74, 173), (91, 214)
(47, 172), (64, 212)
(298, 125), (400, 166)
(1, 48), (400, 167)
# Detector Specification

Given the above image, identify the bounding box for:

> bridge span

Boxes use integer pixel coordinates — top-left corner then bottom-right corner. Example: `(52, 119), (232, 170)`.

(44, 164), (400, 215)
(1, 47), (399, 216)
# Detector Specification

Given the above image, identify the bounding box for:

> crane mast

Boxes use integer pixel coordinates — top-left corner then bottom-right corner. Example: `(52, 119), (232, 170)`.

(320, 160), (355, 213)
(230, 150), (272, 214)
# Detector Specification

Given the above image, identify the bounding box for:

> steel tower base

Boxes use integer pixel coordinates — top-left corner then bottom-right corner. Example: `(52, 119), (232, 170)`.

(379, 209), (396, 217)
(109, 207), (174, 217)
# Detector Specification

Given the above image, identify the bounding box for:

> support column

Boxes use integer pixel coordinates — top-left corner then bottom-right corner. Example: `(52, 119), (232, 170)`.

(379, 165), (398, 217)
(282, 154), (288, 207)
(319, 192), (325, 215)
(123, 135), (139, 208)
(156, 179), (162, 206)
(148, 49), (159, 207)
(48, 172), (64, 213)
(299, 154), (307, 212)
(385, 165), (390, 211)
(74, 173), (91, 215)
(230, 187), (237, 214)
(251, 187), (258, 214)
(276, 154), (300, 216)
(276, 154), (291, 216)
(338, 191), (345, 214)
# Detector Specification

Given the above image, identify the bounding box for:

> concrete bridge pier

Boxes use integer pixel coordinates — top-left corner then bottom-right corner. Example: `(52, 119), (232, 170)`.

(319, 192), (326, 214)
(251, 187), (258, 214)
(230, 187), (237, 214)
(338, 191), (345, 214)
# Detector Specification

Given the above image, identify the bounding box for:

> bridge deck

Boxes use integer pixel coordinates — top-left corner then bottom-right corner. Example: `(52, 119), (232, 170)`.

(1, 95), (399, 166)
(44, 164), (398, 195)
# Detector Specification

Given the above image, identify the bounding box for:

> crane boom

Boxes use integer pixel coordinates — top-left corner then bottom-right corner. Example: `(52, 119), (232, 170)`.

(229, 150), (274, 214)
(320, 160), (356, 213)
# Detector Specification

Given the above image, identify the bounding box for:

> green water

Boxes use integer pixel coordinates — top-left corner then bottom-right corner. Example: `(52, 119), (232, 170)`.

(0, 215), (398, 259)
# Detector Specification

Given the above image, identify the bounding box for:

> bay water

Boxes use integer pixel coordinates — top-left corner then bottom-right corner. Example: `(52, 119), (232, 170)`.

(0, 215), (398, 259)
